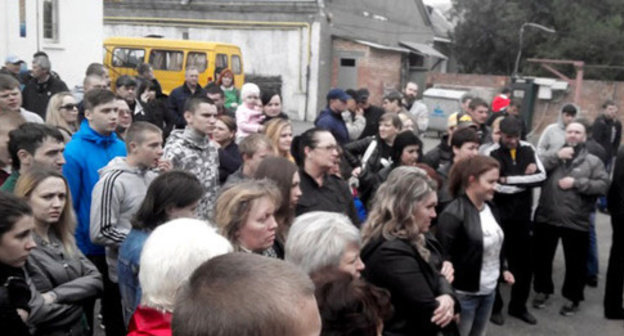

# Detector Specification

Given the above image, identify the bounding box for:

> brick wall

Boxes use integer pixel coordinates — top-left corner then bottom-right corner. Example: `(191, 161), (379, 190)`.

(427, 73), (624, 137)
(332, 38), (403, 106)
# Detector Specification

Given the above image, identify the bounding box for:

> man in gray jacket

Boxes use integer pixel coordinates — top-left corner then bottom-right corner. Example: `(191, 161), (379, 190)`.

(536, 103), (578, 160)
(532, 121), (609, 316)
(90, 122), (169, 284)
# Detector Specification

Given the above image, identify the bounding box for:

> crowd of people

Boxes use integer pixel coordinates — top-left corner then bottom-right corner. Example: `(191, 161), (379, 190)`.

(0, 51), (623, 336)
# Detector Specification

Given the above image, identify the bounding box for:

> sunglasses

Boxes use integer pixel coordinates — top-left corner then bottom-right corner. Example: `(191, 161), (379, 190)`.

(60, 104), (78, 110)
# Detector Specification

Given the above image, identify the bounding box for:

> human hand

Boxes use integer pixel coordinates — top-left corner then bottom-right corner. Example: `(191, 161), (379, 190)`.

(432, 294), (455, 327)
(558, 147), (574, 160)
(503, 271), (515, 285)
(525, 163), (537, 174)
(558, 177), (575, 190)
(440, 261), (454, 284)
(16, 308), (29, 322)
(355, 107), (364, 116)
(351, 167), (362, 178)
(157, 159), (172, 172)
(257, 125), (265, 133)
(42, 292), (57, 304)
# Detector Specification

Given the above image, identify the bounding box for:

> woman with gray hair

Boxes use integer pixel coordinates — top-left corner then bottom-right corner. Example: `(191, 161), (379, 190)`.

(126, 218), (232, 335)
(361, 166), (459, 335)
(285, 211), (364, 278)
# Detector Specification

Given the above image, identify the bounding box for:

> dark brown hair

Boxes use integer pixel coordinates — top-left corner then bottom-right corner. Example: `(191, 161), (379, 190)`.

(254, 157), (298, 242)
(216, 114), (237, 132)
(448, 155), (499, 198)
(312, 270), (393, 336)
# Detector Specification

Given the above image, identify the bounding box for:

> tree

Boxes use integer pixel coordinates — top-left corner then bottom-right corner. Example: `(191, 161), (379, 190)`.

(450, 0), (624, 80)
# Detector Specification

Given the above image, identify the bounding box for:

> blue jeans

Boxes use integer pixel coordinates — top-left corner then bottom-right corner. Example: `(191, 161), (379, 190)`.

(117, 229), (150, 326)
(587, 212), (599, 278)
(457, 291), (496, 336)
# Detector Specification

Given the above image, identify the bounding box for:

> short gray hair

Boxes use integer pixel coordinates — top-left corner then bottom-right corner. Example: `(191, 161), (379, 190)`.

(33, 56), (51, 72)
(139, 218), (232, 311)
(285, 211), (360, 275)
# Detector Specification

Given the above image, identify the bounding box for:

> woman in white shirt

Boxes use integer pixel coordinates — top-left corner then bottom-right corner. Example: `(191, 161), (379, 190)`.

(436, 155), (515, 336)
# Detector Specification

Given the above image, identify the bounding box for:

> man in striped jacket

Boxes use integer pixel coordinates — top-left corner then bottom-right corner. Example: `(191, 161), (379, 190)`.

(90, 121), (168, 284)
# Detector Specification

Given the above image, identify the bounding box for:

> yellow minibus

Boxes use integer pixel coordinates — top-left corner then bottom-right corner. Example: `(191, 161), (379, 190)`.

(103, 37), (244, 94)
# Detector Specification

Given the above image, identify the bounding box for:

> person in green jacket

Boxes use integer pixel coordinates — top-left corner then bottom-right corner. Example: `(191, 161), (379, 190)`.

(216, 68), (241, 110)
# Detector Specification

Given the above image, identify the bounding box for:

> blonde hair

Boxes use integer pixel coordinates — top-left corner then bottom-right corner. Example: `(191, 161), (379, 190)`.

(45, 91), (78, 138)
(264, 118), (293, 159)
(15, 168), (77, 255)
(214, 179), (282, 251)
(361, 166), (436, 261)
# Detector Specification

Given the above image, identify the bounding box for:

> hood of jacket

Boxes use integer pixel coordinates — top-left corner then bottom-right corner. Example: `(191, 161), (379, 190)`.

(167, 127), (212, 151)
(97, 156), (152, 178)
(75, 120), (121, 146)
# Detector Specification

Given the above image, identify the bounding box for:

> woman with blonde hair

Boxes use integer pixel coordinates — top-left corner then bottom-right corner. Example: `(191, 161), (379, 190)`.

(214, 178), (283, 257)
(361, 166), (458, 335)
(15, 167), (102, 335)
(263, 118), (294, 162)
(45, 91), (79, 143)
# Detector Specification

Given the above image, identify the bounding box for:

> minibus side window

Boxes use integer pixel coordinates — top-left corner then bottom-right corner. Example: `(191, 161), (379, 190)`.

(112, 48), (145, 68)
(150, 50), (184, 71)
(232, 55), (242, 75)
(216, 54), (228, 70)
(187, 52), (208, 72)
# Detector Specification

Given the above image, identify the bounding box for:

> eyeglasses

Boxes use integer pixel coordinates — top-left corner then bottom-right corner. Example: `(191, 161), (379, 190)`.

(315, 144), (338, 152)
(59, 104), (78, 110)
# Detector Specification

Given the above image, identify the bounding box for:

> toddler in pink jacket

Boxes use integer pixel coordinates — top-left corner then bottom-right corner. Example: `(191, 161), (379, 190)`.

(236, 83), (265, 140)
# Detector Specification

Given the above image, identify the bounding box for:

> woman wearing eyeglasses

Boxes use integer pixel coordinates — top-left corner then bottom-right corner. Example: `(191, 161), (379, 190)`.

(45, 92), (79, 143)
(291, 128), (360, 226)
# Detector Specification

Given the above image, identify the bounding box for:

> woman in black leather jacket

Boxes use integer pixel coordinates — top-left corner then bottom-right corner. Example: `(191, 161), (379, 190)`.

(0, 192), (36, 336)
(436, 156), (514, 336)
(361, 166), (459, 335)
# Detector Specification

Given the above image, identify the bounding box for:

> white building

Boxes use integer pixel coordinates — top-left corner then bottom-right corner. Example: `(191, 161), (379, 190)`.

(0, 0), (103, 90)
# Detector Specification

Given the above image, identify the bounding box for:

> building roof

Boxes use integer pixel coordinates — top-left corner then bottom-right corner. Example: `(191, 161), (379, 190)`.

(399, 41), (447, 59)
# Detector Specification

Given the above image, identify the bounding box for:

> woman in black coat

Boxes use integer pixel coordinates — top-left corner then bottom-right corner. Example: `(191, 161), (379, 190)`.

(361, 166), (459, 336)
(0, 192), (36, 335)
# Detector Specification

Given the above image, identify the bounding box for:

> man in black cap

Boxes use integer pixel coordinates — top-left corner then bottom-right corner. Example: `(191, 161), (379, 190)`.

(356, 88), (385, 139)
(315, 88), (350, 145)
(483, 116), (546, 325)
(114, 75), (138, 114)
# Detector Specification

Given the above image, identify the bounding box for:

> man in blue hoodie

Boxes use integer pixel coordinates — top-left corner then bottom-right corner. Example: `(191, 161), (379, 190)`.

(63, 88), (127, 335)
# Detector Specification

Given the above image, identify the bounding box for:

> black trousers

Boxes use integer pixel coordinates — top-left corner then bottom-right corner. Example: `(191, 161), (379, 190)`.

(87, 255), (126, 336)
(533, 223), (589, 303)
(492, 219), (534, 314)
(604, 214), (624, 313)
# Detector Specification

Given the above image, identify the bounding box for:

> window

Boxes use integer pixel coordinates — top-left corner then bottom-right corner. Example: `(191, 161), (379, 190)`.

(340, 58), (356, 67)
(232, 55), (242, 74)
(150, 50), (184, 71)
(187, 52), (207, 73)
(216, 54), (228, 72)
(42, 0), (59, 42)
(408, 53), (424, 68)
(111, 48), (145, 68)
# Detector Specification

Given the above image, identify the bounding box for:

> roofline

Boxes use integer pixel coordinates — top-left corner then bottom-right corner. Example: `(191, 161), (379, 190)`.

(103, 36), (240, 49)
